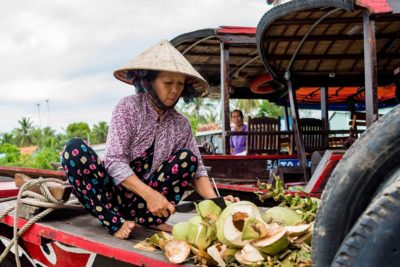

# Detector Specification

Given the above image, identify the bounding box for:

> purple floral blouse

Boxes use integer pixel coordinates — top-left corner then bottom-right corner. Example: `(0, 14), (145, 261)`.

(102, 93), (208, 185)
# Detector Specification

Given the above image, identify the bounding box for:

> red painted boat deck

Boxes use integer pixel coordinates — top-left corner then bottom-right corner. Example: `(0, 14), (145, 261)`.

(0, 200), (196, 266)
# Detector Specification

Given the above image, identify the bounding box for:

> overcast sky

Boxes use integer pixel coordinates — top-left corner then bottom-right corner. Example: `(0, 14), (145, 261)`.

(0, 0), (271, 133)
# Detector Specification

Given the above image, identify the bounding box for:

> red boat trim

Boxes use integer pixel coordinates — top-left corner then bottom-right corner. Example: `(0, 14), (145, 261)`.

(0, 182), (19, 198)
(217, 26), (256, 35)
(307, 154), (343, 193)
(202, 154), (298, 160)
(356, 0), (393, 14)
(216, 183), (320, 198)
(0, 215), (180, 267)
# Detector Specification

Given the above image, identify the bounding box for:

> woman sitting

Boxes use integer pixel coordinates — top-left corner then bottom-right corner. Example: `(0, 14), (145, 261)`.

(61, 40), (238, 239)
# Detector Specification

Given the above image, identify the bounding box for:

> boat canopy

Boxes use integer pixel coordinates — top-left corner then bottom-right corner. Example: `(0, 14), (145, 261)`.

(171, 26), (283, 100)
(256, 0), (400, 106)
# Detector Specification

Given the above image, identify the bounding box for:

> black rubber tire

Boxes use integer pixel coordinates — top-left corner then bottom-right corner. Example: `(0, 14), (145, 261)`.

(312, 105), (400, 266)
(332, 178), (400, 267)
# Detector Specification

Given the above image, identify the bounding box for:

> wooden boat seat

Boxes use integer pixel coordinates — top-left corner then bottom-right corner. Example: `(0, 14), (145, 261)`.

(292, 118), (327, 154)
(247, 116), (281, 155)
(349, 112), (382, 137)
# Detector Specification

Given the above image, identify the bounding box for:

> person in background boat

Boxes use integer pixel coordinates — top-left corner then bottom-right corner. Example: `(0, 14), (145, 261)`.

(61, 40), (239, 240)
(230, 109), (248, 155)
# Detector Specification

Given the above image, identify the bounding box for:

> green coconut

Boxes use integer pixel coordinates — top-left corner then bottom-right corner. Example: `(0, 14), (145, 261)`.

(196, 199), (223, 221)
(225, 200), (233, 206)
(187, 215), (216, 250)
(262, 206), (303, 226)
(216, 201), (262, 248)
(172, 221), (189, 241)
(241, 217), (270, 241)
(252, 228), (290, 255)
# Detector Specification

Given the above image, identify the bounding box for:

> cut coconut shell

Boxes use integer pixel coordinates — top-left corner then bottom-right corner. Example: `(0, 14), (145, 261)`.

(285, 224), (310, 238)
(148, 231), (173, 250)
(252, 228), (290, 255)
(216, 201), (262, 248)
(196, 199), (223, 222)
(164, 240), (190, 264)
(187, 216), (216, 250)
(242, 217), (270, 241)
(207, 244), (227, 267)
(234, 244), (264, 265)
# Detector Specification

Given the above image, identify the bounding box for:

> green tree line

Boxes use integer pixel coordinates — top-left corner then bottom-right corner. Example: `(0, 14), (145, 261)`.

(0, 118), (109, 170)
(0, 99), (281, 170)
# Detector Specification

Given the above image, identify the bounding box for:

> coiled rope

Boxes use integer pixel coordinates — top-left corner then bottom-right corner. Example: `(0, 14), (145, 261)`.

(0, 177), (82, 267)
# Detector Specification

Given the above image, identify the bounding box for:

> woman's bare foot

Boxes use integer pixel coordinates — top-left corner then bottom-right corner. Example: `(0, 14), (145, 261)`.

(152, 223), (173, 232)
(113, 221), (135, 239)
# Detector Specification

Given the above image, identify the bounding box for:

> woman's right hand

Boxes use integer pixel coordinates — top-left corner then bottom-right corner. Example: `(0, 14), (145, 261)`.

(145, 190), (175, 218)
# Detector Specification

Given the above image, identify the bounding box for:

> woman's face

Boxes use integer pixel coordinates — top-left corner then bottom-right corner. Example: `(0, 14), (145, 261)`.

(231, 111), (243, 127)
(151, 71), (185, 107)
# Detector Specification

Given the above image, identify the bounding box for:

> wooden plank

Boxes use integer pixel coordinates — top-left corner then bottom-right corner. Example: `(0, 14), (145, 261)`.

(0, 166), (66, 179)
(14, 173), (72, 202)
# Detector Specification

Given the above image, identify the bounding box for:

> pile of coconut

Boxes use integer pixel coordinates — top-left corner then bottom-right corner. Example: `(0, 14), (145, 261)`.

(136, 199), (313, 266)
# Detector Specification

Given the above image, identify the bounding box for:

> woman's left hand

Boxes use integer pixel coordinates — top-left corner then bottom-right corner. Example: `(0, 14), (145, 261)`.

(223, 195), (240, 203)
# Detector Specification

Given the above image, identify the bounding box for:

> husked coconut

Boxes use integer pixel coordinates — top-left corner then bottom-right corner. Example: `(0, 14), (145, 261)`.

(262, 206), (303, 226)
(234, 244), (264, 265)
(172, 221), (189, 241)
(164, 240), (190, 264)
(252, 228), (290, 255)
(216, 201), (263, 248)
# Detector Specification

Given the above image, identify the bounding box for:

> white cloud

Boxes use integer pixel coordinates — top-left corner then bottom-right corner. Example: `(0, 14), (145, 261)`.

(0, 0), (270, 133)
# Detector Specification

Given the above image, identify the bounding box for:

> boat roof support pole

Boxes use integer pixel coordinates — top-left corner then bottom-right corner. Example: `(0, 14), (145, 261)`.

(280, 10), (339, 181)
(286, 71), (309, 181)
(363, 10), (379, 127)
(220, 41), (231, 155)
(284, 101), (290, 131)
(321, 86), (329, 148)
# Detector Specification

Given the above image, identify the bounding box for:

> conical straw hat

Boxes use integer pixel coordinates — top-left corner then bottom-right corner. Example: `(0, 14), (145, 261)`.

(114, 40), (208, 97)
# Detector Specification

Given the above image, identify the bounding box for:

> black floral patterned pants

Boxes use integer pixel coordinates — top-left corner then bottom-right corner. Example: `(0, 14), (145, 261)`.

(61, 138), (198, 234)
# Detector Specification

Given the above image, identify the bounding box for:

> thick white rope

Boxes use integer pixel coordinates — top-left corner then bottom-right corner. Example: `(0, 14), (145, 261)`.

(0, 177), (81, 267)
